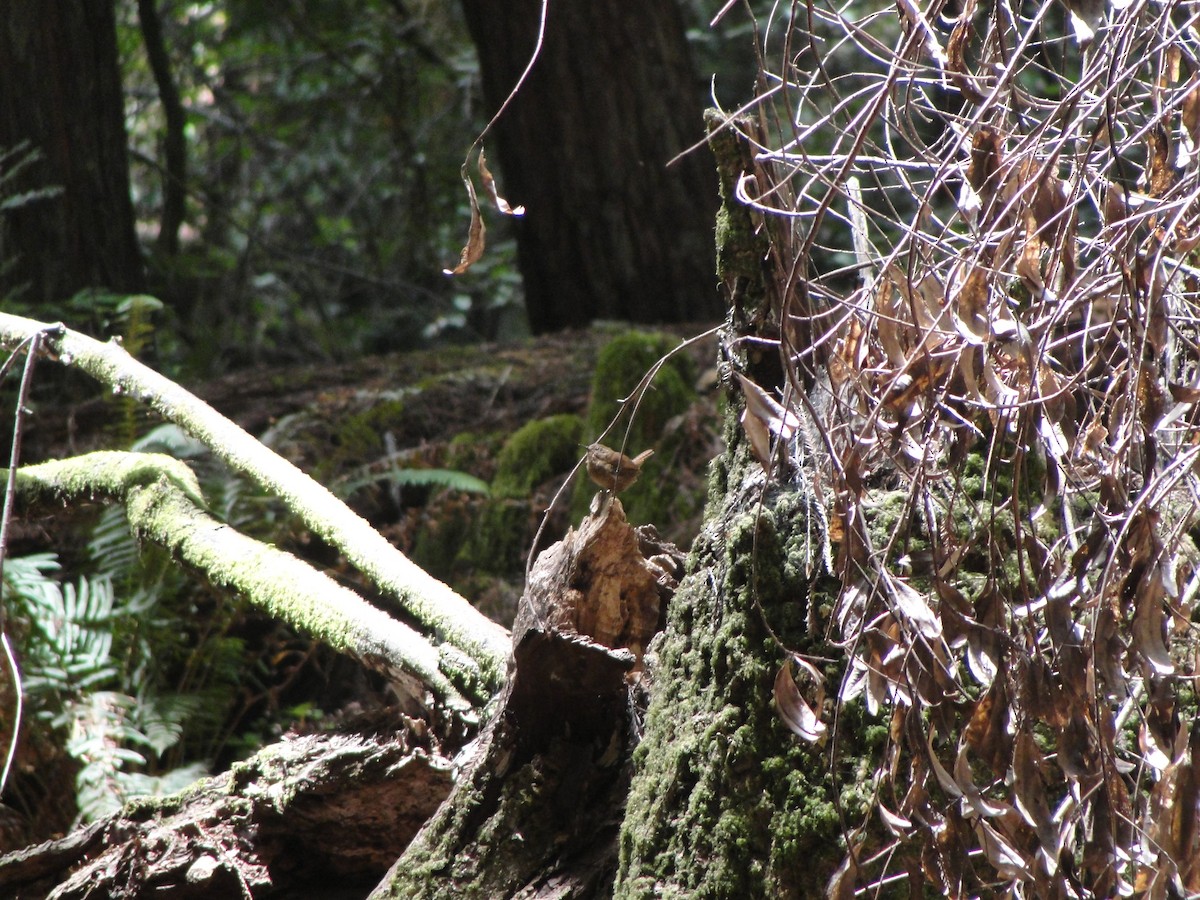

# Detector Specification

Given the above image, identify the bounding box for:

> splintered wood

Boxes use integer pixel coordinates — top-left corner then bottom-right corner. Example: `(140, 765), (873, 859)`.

(519, 494), (684, 668)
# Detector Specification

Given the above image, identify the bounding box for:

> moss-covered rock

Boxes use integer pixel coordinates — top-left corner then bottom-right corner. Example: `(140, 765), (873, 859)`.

(452, 414), (584, 577)
(491, 414), (583, 501)
(576, 331), (700, 526)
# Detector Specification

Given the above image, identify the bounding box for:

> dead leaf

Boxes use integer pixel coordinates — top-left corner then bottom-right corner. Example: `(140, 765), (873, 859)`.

(874, 274), (909, 366)
(826, 851), (861, 900)
(1183, 81), (1200, 151)
(965, 678), (1010, 776)
(878, 802), (913, 836)
(974, 819), (1031, 880)
(887, 573), (942, 641)
(1147, 123), (1174, 199)
(736, 372), (800, 468)
(773, 655), (827, 743)
(969, 129), (1005, 230)
(927, 728), (964, 798)
(1132, 567), (1175, 675)
(945, 0), (985, 104)
(443, 173), (485, 276)
(952, 264), (990, 343)
(1012, 730), (1056, 856)
(478, 149), (525, 216)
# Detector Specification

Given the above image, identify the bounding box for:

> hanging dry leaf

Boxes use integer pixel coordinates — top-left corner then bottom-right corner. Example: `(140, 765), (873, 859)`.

(951, 263), (990, 343)
(974, 818), (1031, 880)
(886, 573), (942, 641)
(443, 173), (485, 276)
(945, 0), (985, 104)
(773, 655), (827, 743)
(478, 149), (525, 216)
(1146, 123), (1174, 199)
(736, 372), (800, 468)
(878, 802), (913, 836)
(1011, 730), (1057, 859)
(1183, 81), (1200, 151)
(926, 728), (964, 798)
(1132, 567), (1175, 675)
(969, 128), (1007, 232)
(876, 270), (910, 366)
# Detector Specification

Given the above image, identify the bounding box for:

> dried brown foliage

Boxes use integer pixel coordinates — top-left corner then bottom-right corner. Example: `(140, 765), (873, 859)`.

(726, 0), (1200, 894)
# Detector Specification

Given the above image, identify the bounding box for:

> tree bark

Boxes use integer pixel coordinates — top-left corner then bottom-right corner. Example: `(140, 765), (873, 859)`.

(459, 0), (722, 333)
(613, 117), (849, 898)
(0, 1), (145, 305)
(137, 0), (188, 257)
(370, 495), (685, 898)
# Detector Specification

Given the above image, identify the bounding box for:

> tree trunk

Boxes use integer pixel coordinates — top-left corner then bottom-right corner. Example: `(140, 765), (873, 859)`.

(459, 0), (722, 333)
(0, 1), (145, 306)
(613, 117), (849, 898)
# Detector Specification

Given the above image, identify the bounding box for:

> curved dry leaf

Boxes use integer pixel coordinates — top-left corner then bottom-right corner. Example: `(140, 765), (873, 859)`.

(773, 655), (827, 743)
(954, 742), (1009, 817)
(840, 656), (870, 706)
(1012, 731), (1057, 855)
(1060, 0), (1104, 44)
(886, 573), (942, 641)
(1133, 570), (1174, 676)
(740, 406), (773, 468)
(736, 372), (800, 469)
(826, 851), (861, 900)
(875, 274), (909, 366)
(1093, 599), (1128, 694)
(969, 128), (1005, 230)
(926, 729), (964, 798)
(945, 0), (985, 104)
(878, 802), (913, 836)
(443, 174), (485, 276)
(1183, 80), (1200, 151)
(952, 264), (990, 344)
(1057, 714), (1098, 780)
(1146, 123), (1173, 199)
(736, 372), (800, 437)
(974, 819), (1031, 880)
(478, 149), (525, 216)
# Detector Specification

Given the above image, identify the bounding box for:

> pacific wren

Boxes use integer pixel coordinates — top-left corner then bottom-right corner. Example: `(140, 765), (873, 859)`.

(585, 443), (653, 494)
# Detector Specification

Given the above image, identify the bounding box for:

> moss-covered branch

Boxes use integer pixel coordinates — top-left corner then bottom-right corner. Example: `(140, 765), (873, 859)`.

(0, 314), (509, 701)
(8, 451), (472, 708)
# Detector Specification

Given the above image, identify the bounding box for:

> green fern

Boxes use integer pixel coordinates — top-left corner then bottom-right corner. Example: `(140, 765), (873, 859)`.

(335, 465), (489, 499)
(0, 426), (257, 822)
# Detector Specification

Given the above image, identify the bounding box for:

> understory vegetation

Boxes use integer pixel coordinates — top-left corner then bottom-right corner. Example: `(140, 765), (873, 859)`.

(6, 0), (1200, 895)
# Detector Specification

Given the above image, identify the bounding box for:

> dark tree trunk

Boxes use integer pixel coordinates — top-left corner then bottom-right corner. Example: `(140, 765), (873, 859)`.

(460, 0), (722, 334)
(0, 1), (145, 306)
(137, 0), (187, 257)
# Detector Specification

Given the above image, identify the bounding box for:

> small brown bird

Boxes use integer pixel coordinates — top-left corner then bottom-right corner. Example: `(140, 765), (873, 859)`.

(585, 443), (654, 494)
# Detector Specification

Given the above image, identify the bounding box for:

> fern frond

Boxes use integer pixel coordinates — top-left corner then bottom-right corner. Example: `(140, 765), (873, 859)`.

(337, 466), (489, 498)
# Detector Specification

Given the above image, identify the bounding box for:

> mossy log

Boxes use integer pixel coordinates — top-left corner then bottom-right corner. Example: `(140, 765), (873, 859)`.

(0, 729), (453, 899)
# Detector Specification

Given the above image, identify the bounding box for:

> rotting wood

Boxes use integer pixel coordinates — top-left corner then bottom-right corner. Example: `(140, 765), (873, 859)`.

(369, 494), (684, 899)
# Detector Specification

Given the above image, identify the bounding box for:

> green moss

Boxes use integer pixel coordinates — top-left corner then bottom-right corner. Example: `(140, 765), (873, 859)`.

(615, 443), (847, 899)
(576, 331), (700, 525)
(449, 415), (584, 576)
(318, 396), (410, 477)
(445, 429), (504, 474)
(491, 414), (583, 500)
